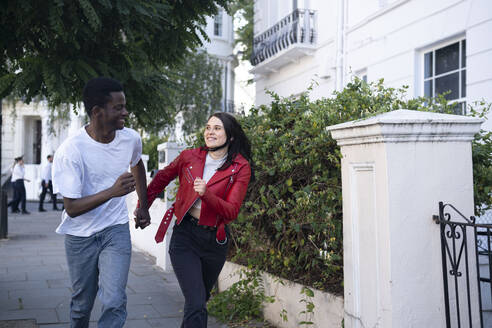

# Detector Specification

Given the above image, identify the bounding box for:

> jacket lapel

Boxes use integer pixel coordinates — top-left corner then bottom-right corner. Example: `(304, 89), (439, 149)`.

(188, 150), (247, 186)
(206, 164), (237, 187)
(187, 149), (206, 180)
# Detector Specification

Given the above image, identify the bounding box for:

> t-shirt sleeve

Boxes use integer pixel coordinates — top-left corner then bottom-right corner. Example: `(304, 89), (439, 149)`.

(130, 133), (142, 168)
(52, 152), (83, 199)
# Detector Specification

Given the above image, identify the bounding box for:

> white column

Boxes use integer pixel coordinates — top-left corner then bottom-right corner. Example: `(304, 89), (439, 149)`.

(327, 110), (483, 328)
(155, 141), (186, 270)
(128, 141), (186, 272)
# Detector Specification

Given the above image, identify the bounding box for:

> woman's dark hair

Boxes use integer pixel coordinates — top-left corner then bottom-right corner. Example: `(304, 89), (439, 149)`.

(83, 77), (123, 117)
(204, 112), (254, 180)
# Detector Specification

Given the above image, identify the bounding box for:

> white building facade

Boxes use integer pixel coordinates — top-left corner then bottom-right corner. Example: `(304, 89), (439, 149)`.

(203, 8), (236, 113)
(173, 8), (236, 141)
(252, 0), (492, 131)
(1, 102), (84, 199)
(1, 8), (235, 199)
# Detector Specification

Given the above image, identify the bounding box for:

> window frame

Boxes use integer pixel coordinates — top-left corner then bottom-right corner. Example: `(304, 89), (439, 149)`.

(213, 9), (223, 37)
(421, 37), (467, 114)
(356, 68), (368, 83)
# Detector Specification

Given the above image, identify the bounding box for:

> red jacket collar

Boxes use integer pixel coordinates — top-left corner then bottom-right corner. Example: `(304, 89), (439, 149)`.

(190, 147), (249, 166)
(187, 147), (249, 186)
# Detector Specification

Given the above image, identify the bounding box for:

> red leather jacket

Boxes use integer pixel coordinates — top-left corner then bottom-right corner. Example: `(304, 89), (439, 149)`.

(147, 148), (251, 242)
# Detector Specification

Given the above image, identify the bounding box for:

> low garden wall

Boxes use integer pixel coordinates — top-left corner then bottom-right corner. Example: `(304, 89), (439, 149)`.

(217, 262), (344, 328)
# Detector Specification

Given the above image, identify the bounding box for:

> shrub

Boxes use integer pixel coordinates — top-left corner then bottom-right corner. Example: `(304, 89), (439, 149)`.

(208, 269), (274, 325)
(190, 78), (490, 295)
(226, 78), (491, 294)
(142, 134), (167, 172)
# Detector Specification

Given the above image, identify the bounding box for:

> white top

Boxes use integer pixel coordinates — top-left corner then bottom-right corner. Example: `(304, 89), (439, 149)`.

(192, 153), (226, 210)
(11, 164), (24, 182)
(52, 126), (142, 237)
(41, 162), (52, 181)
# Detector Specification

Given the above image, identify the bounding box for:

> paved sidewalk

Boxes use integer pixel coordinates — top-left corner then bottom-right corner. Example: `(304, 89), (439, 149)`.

(0, 202), (227, 328)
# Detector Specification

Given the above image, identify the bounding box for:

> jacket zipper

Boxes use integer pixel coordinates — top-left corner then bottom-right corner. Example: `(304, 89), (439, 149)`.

(215, 164), (238, 227)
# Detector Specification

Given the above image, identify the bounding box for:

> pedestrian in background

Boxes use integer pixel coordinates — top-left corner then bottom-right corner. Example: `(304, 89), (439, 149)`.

(136, 112), (253, 328)
(8, 155), (30, 214)
(39, 154), (59, 212)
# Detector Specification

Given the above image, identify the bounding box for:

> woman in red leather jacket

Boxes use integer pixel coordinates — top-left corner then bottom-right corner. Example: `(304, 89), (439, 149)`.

(138, 112), (253, 327)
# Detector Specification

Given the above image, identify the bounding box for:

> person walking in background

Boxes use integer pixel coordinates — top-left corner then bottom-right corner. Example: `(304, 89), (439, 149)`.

(39, 154), (59, 212)
(136, 112), (253, 328)
(52, 77), (151, 328)
(8, 155), (30, 214)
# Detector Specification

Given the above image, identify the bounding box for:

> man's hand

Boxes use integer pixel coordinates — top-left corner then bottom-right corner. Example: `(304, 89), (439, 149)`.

(110, 172), (136, 197)
(63, 172), (137, 218)
(193, 177), (206, 196)
(134, 207), (151, 229)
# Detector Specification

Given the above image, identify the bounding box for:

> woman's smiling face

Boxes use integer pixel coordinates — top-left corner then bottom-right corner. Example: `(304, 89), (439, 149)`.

(204, 116), (227, 149)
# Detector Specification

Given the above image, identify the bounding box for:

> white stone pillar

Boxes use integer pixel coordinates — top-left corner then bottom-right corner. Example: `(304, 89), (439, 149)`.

(128, 141), (186, 272)
(155, 141), (186, 270)
(327, 110), (483, 328)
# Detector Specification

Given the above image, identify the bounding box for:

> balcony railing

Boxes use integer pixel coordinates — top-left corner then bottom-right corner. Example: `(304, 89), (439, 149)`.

(251, 9), (317, 67)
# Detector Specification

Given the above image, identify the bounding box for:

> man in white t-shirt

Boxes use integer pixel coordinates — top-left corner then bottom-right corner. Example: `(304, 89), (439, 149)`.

(52, 77), (151, 328)
(38, 154), (59, 212)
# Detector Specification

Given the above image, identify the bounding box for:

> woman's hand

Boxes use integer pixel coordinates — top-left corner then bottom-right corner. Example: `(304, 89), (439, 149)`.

(193, 178), (206, 196)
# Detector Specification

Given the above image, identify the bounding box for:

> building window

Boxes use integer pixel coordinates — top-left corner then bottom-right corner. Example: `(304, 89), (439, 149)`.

(214, 10), (223, 37)
(423, 39), (466, 114)
(356, 68), (367, 83)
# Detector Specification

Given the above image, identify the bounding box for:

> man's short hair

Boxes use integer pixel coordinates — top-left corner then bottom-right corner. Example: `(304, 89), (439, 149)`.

(83, 77), (123, 117)
(47, 155), (53, 160)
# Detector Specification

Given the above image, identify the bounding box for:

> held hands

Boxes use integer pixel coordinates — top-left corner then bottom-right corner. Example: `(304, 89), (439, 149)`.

(111, 172), (136, 197)
(133, 207), (151, 230)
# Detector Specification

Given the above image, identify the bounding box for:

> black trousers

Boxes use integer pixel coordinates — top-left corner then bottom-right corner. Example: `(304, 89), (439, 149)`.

(9, 179), (26, 211)
(169, 214), (229, 328)
(39, 180), (57, 210)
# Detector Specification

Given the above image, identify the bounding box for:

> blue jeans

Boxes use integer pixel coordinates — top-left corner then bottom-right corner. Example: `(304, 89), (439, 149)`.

(169, 214), (229, 328)
(65, 223), (131, 328)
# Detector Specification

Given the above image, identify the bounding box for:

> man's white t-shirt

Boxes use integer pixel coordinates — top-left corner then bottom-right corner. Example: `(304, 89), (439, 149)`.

(52, 126), (142, 237)
(41, 162), (52, 182)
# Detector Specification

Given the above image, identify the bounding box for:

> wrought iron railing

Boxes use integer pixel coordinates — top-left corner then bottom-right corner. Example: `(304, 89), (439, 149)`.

(433, 201), (491, 327)
(251, 9), (317, 66)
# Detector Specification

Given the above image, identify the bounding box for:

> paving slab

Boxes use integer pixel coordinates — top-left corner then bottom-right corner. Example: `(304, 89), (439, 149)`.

(0, 202), (232, 328)
(0, 320), (37, 328)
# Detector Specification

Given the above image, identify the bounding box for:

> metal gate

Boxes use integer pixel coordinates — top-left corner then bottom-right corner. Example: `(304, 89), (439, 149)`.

(434, 201), (492, 328)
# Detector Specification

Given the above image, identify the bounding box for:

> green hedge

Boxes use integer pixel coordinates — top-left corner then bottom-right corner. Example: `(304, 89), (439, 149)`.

(222, 78), (492, 295)
(190, 78), (490, 295)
